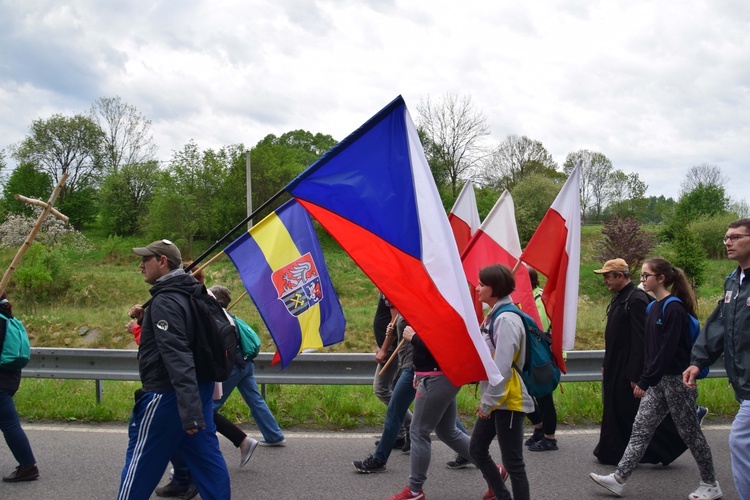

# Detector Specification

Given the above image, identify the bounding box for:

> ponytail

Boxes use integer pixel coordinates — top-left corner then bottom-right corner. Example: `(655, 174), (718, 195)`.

(644, 258), (697, 316)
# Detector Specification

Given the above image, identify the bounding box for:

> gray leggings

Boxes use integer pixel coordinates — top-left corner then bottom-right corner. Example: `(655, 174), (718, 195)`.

(409, 374), (472, 492)
(617, 375), (715, 482)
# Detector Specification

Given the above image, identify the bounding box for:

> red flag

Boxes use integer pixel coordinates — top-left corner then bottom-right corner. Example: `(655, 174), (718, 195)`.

(519, 161), (581, 373)
(448, 181), (483, 323)
(461, 191), (543, 329)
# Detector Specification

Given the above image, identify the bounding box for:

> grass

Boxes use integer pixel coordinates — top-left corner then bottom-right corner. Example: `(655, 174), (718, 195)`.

(2, 223), (743, 428)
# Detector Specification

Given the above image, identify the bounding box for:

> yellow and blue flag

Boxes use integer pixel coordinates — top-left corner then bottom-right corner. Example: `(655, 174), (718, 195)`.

(224, 199), (345, 368)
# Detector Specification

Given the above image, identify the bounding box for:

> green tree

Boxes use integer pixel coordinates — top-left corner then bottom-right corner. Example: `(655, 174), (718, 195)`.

(99, 161), (161, 235)
(664, 183), (729, 242)
(12, 113), (104, 228)
(249, 131), (337, 220)
(511, 174), (562, 245)
(0, 162), (53, 217)
(482, 135), (558, 192)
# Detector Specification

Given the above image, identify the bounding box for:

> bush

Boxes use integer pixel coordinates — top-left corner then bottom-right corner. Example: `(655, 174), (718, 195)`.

(12, 242), (73, 307)
(661, 225), (707, 288)
(594, 215), (654, 272)
(689, 213), (737, 259)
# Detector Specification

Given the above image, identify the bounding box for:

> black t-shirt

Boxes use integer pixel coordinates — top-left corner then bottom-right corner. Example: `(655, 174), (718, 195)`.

(372, 294), (392, 348)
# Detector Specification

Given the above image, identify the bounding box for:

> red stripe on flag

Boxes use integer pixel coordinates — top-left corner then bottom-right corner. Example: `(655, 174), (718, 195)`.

(298, 199), (488, 385)
(521, 209), (568, 372)
(448, 213), (473, 255)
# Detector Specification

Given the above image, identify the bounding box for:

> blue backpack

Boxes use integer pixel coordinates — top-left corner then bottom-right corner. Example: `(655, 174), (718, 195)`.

(486, 303), (561, 398)
(0, 312), (31, 370)
(646, 296), (708, 380)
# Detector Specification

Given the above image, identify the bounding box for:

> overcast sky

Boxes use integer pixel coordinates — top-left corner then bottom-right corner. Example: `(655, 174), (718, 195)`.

(1, 0), (748, 203)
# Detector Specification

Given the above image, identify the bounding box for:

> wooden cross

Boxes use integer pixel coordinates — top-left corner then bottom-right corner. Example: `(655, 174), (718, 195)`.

(0, 173), (69, 296)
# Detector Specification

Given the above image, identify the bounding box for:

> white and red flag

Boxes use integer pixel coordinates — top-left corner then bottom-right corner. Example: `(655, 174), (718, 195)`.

(461, 191), (543, 328)
(449, 181), (483, 323)
(519, 160), (581, 372)
(448, 181), (481, 255)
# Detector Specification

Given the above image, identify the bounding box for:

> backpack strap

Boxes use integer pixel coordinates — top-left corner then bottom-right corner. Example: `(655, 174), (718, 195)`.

(484, 303), (520, 349)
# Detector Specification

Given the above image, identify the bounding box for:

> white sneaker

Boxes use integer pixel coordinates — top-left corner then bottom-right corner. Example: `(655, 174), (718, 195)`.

(239, 436), (259, 468)
(590, 473), (625, 497)
(688, 481), (722, 500)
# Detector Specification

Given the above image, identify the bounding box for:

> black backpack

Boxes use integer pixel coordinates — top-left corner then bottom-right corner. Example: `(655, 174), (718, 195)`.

(155, 284), (238, 382)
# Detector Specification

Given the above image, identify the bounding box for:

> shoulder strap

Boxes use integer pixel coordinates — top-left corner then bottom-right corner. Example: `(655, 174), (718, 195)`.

(486, 303), (521, 349)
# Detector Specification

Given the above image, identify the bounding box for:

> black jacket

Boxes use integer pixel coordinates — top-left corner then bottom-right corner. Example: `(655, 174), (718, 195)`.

(138, 270), (204, 430)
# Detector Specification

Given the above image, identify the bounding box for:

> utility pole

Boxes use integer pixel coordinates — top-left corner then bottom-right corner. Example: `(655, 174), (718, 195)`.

(251, 151), (253, 229)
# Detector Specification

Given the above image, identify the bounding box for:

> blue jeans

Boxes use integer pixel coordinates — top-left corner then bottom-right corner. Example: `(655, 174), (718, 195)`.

(374, 367), (415, 463)
(0, 388), (35, 467)
(730, 399), (750, 498)
(214, 358), (285, 444)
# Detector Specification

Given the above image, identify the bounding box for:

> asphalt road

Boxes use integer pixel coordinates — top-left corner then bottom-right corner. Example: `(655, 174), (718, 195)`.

(0, 422), (739, 499)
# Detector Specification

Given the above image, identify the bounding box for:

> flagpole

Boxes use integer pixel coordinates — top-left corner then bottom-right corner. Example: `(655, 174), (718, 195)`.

(185, 187), (290, 272)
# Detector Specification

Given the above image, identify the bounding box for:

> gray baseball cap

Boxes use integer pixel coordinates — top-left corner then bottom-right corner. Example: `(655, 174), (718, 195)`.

(133, 239), (182, 267)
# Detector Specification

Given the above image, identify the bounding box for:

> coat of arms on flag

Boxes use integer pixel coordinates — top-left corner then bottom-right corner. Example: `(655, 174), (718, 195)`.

(273, 253), (324, 316)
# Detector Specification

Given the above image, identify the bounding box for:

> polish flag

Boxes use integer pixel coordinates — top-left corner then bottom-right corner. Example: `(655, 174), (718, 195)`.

(448, 181), (481, 255)
(461, 191), (543, 329)
(448, 181), (483, 323)
(519, 161), (581, 372)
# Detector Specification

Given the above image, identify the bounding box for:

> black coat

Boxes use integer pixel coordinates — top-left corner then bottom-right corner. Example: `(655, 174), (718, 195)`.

(593, 282), (688, 465)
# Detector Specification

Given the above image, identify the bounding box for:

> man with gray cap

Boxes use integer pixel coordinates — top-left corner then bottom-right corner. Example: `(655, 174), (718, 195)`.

(117, 240), (230, 500)
(592, 258), (686, 466)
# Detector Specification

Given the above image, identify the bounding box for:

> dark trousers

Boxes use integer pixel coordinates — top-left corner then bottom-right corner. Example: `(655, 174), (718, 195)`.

(526, 393), (557, 436)
(0, 388), (35, 467)
(470, 410), (530, 500)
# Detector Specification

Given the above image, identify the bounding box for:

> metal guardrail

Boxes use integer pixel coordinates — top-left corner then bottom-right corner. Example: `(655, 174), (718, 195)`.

(24, 347), (727, 384)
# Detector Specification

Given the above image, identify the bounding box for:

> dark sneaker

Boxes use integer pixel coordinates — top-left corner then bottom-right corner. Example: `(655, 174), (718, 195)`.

(446, 454), (471, 469)
(394, 435), (406, 450)
(696, 406), (709, 427)
(524, 428), (544, 446)
(353, 455), (387, 474)
(528, 437), (558, 451)
(155, 480), (199, 499)
(2, 464), (39, 482)
(401, 434), (411, 454)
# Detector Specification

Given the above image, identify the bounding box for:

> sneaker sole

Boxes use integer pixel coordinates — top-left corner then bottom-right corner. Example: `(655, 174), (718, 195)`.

(446, 463), (471, 470)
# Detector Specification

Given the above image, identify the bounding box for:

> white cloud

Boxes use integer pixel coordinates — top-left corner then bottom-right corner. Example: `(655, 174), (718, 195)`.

(1, 0), (748, 202)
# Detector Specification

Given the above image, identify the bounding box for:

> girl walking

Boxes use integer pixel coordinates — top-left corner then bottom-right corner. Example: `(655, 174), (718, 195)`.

(590, 258), (722, 499)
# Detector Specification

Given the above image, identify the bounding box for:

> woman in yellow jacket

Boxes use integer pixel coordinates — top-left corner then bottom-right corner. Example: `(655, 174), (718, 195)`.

(469, 264), (534, 500)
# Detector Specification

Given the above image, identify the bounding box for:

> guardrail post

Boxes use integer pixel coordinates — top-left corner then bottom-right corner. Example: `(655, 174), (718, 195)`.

(96, 380), (103, 404)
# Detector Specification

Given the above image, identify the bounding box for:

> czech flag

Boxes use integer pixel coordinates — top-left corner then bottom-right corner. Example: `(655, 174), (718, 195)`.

(461, 190), (543, 329)
(224, 199), (346, 368)
(286, 96), (501, 386)
(520, 161), (581, 372)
